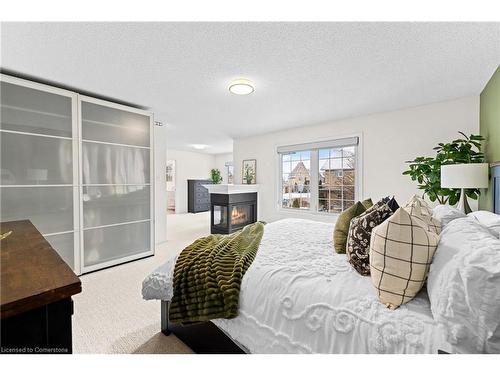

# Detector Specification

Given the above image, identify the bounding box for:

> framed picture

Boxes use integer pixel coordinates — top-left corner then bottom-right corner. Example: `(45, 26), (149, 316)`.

(242, 159), (257, 184)
(166, 160), (175, 183)
(225, 161), (234, 184)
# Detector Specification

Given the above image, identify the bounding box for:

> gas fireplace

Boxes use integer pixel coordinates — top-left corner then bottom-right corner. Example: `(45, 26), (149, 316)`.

(210, 192), (257, 234)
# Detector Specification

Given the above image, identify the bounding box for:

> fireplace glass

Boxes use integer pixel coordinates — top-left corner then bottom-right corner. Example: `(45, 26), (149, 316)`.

(210, 192), (257, 234)
(213, 204), (252, 230)
(230, 205), (251, 227)
(212, 203), (255, 233)
(213, 205), (227, 227)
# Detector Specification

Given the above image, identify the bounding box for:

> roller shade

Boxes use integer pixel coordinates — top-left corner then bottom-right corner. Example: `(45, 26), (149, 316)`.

(277, 136), (359, 154)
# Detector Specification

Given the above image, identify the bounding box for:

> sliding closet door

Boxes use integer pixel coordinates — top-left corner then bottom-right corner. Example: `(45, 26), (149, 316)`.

(0, 75), (80, 272)
(79, 96), (154, 273)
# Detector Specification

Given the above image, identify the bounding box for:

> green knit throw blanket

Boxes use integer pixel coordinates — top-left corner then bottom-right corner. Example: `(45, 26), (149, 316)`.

(169, 221), (265, 323)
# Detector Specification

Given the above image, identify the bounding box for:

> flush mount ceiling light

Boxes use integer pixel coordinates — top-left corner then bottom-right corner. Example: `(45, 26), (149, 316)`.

(192, 144), (207, 150)
(228, 79), (255, 95)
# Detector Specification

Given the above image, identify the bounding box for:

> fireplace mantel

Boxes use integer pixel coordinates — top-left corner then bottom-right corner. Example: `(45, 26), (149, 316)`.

(203, 184), (259, 194)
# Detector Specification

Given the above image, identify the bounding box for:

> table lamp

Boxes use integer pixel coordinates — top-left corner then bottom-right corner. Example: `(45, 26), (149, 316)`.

(441, 163), (489, 213)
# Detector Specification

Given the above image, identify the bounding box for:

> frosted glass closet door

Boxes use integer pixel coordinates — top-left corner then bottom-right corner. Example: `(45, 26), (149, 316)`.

(80, 97), (153, 272)
(0, 76), (79, 271)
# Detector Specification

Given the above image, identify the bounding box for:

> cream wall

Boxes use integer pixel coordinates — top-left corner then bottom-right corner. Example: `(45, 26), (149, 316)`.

(233, 96), (480, 223)
(214, 153), (234, 183)
(166, 149), (216, 214)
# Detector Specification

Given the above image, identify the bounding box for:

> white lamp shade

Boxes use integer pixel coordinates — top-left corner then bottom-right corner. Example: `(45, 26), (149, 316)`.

(441, 163), (489, 188)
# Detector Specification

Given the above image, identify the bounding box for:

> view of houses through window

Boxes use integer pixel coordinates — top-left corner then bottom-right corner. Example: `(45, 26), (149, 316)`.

(318, 146), (355, 213)
(281, 151), (311, 209)
(280, 144), (357, 214)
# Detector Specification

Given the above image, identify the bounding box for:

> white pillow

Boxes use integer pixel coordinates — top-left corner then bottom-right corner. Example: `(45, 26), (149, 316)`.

(403, 195), (441, 234)
(468, 211), (500, 238)
(432, 204), (467, 227)
(427, 217), (500, 353)
(404, 194), (433, 216)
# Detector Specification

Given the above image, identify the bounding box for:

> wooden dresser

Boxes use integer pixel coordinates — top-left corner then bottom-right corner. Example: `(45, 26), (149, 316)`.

(0, 220), (81, 354)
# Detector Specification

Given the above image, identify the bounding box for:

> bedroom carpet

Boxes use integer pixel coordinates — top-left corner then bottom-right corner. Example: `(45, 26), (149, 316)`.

(72, 212), (212, 354)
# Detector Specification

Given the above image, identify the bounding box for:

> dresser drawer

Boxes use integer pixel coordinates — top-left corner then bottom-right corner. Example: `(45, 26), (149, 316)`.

(196, 203), (210, 212)
(195, 186), (208, 193)
(195, 191), (208, 199)
(198, 197), (210, 204)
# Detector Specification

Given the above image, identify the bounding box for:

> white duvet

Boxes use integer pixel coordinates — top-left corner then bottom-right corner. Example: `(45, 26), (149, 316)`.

(142, 218), (449, 353)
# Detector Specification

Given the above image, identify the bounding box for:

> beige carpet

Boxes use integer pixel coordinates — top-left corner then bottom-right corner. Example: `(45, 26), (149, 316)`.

(72, 212), (212, 354)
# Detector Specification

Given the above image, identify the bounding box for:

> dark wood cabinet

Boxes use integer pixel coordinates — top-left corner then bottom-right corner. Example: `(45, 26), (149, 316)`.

(188, 180), (213, 213)
(1, 220), (81, 354)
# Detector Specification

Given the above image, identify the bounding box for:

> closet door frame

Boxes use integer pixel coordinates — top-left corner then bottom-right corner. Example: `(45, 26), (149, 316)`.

(78, 95), (155, 274)
(0, 74), (81, 273)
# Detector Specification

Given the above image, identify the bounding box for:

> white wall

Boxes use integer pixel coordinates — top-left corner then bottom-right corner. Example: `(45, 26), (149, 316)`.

(155, 137), (226, 243)
(166, 149), (216, 214)
(154, 124), (168, 245)
(214, 153), (233, 183)
(233, 96), (480, 223)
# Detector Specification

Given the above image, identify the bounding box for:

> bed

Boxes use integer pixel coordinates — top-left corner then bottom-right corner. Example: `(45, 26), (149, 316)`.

(143, 218), (450, 354)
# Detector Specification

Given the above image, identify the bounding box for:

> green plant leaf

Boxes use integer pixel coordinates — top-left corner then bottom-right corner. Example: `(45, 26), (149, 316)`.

(402, 132), (484, 205)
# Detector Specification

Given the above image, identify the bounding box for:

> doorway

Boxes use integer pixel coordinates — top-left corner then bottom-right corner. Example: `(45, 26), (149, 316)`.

(166, 160), (176, 214)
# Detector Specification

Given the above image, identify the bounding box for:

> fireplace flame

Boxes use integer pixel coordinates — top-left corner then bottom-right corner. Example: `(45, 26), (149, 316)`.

(231, 206), (248, 225)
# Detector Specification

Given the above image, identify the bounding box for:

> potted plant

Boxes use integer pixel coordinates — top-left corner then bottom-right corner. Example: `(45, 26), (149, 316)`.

(210, 168), (223, 184)
(403, 132), (485, 205)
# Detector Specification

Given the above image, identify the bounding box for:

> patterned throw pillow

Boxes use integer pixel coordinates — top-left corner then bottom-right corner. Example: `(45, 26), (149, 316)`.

(364, 196), (390, 214)
(333, 198), (373, 254)
(403, 195), (441, 234)
(370, 208), (439, 310)
(346, 202), (394, 276)
(387, 197), (399, 212)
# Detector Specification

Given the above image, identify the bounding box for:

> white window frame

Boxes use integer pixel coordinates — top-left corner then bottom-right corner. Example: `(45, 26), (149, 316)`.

(275, 133), (363, 217)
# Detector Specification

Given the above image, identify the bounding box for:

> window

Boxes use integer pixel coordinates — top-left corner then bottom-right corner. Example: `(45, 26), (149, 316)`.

(281, 151), (311, 210)
(278, 137), (359, 214)
(318, 146), (356, 213)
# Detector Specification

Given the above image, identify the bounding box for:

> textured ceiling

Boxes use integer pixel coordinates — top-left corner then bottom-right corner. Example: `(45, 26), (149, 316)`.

(1, 22), (499, 153)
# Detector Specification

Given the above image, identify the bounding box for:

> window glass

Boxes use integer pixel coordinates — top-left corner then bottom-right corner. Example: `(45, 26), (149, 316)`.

(318, 147), (356, 213)
(281, 150), (311, 210)
(278, 140), (358, 214)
